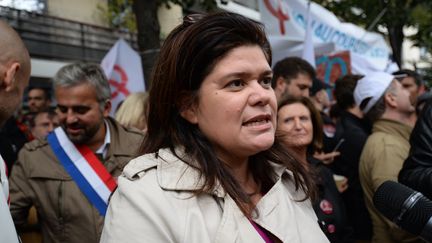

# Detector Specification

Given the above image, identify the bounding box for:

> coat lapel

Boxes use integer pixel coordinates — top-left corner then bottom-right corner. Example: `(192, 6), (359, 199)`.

(214, 195), (264, 243)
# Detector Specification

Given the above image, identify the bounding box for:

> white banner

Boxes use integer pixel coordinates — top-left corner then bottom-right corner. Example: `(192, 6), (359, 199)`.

(101, 39), (145, 116)
(259, 0), (391, 71)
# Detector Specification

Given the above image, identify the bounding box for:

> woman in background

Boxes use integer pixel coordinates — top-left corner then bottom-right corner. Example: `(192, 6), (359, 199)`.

(101, 11), (328, 243)
(115, 92), (149, 131)
(277, 96), (352, 243)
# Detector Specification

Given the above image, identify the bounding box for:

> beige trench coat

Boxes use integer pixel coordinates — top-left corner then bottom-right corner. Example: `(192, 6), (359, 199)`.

(101, 148), (329, 243)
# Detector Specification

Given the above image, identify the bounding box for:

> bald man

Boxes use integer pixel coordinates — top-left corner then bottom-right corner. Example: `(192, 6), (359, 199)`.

(0, 20), (31, 243)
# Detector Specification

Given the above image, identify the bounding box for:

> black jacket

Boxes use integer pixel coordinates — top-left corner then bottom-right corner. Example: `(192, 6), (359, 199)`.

(399, 100), (432, 199)
(331, 111), (372, 240)
(0, 117), (28, 174)
(309, 156), (353, 243)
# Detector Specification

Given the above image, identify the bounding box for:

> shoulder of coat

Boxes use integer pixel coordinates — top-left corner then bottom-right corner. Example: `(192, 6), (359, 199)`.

(22, 138), (49, 152)
(122, 126), (146, 137)
(122, 153), (158, 180)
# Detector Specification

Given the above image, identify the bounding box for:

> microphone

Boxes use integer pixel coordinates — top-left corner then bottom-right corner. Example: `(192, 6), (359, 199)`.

(373, 181), (432, 242)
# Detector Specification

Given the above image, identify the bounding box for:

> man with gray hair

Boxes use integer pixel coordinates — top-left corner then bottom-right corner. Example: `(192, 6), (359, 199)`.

(0, 20), (31, 243)
(356, 72), (421, 243)
(9, 63), (144, 243)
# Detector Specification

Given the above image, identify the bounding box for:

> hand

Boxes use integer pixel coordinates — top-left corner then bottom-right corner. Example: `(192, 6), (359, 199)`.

(333, 174), (348, 193)
(313, 151), (340, 165)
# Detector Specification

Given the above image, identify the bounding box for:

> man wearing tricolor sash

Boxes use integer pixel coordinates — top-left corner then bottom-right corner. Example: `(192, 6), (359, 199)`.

(9, 63), (144, 243)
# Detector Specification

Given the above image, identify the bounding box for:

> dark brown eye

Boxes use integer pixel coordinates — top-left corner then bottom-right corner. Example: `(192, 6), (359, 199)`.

(226, 79), (245, 89)
(260, 78), (272, 88)
(57, 105), (67, 113)
(73, 106), (90, 115)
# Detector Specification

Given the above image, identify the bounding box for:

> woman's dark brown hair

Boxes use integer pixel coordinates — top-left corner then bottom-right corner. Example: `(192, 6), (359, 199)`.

(142, 11), (315, 217)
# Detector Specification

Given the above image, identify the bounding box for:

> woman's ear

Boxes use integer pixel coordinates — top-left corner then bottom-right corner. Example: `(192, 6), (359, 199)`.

(178, 94), (198, 124)
(180, 106), (198, 124)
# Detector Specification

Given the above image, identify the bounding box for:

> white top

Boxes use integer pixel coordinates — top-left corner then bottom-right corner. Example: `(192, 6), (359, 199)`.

(0, 154), (19, 243)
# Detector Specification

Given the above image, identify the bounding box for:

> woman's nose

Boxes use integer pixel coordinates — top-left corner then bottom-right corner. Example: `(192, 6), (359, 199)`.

(294, 118), (302, 129)
(249, 83), (273, 106)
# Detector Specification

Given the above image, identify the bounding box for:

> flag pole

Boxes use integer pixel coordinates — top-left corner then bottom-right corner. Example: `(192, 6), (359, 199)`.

(302, 0), (316, 68)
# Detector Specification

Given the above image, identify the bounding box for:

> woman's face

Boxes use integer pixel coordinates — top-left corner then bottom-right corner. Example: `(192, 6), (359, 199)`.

(181, 45), (276, 165)
(277, 103), (313, 149)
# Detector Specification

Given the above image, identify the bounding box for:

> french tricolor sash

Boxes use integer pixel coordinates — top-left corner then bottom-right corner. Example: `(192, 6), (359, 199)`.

(47, 127), (117, 216)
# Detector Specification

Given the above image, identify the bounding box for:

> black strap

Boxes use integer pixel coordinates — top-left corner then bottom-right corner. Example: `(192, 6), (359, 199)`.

(395, 192), (422, 224)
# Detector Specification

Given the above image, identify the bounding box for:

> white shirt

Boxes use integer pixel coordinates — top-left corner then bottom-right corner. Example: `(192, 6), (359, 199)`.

(0, 155), (8, 199)
(0, 154), (19, 243)
(96, 120), (111, 159)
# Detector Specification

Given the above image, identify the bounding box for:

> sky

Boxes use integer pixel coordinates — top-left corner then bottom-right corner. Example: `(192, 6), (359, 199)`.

(0, 0), (43, 12)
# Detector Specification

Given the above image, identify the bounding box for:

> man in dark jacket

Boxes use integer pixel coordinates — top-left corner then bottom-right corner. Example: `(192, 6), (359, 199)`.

(9, 63), (144, 243)
(399, 99), (432, 199)
(333, 74), (373, 241)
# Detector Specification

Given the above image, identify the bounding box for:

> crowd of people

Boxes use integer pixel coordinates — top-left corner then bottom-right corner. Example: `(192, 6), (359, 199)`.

(1, 10), (431, 243)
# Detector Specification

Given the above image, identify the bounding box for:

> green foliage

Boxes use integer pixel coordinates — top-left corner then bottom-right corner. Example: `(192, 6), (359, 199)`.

(411, 2), (432, 51)
(157, 0), (217, 11)
(99, 0), (217, 31)
(421, 70), (432, 89)
(98, 0), (137, 31)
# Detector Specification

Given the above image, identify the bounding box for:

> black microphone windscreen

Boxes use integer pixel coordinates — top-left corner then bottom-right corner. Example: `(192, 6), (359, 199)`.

(373, 181), (432, 235)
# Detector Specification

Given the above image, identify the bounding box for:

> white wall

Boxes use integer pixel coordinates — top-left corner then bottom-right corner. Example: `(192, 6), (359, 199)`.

(217, 0), (260, 21)
(157, 3), (183, 40)
(46, 0), (108, 27)
(30, 58), (70, 78)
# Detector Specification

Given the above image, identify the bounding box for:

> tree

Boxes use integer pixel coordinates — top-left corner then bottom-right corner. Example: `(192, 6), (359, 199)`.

(103, 0), (217, 87)
(99, 0), (136, 31)
(410, 2), (432, 54)
(133, 0), (217, 86)
(313, 0), (432, 69)
(132, 1), (160, 87)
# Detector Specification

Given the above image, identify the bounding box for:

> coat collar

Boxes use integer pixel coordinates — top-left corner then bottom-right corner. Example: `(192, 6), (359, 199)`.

(373, 118), (412, 141)
(103, 117), (144, 174)
(105, 117), (143, 157)
(156, 148), (226, 198)
(155, 148), (292, 200)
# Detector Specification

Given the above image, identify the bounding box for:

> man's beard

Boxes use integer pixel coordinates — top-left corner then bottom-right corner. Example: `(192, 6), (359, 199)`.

(63, 122), (102, 145)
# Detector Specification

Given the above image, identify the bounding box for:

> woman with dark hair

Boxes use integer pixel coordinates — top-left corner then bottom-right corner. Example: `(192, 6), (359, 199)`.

(101, 11), (328, 242)
(277, 96), (352, 243)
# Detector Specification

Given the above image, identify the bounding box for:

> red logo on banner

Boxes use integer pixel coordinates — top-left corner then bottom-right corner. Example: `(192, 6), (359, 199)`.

(264, 0), (290, 35)
(109, 65), (130, 99)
